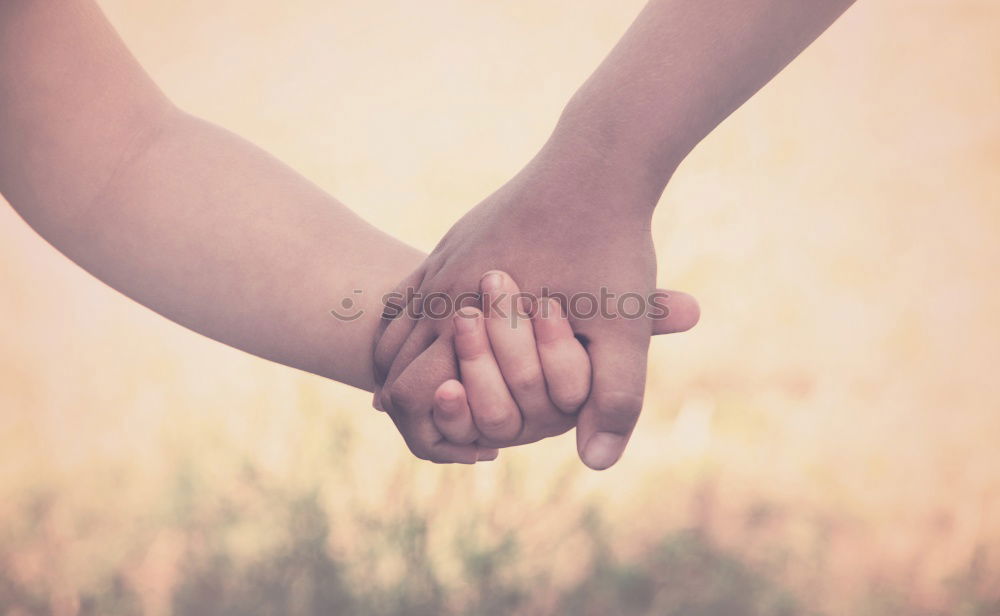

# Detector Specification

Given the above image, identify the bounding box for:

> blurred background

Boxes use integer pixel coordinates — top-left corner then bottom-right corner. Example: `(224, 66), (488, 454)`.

(2, 0), (999, 614)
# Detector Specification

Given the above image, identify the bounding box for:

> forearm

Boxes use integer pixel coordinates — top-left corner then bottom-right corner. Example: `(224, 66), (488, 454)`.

(549, 0), (856, 199)
(37, 109), (420, 390)
(0, 0), (419, 391)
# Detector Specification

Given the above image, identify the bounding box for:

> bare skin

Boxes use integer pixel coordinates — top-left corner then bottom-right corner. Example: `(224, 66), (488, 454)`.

(375, 0), (858, 469)
(376, 269), (700, 459)
(0, 0), (698, 464)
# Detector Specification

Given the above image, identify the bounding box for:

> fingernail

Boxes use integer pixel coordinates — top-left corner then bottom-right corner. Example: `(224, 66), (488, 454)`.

(546, 297), (564, 319)
(454, 309), (479, 334)
(582, 432), (625, 470)
(481, 272), (502, 294)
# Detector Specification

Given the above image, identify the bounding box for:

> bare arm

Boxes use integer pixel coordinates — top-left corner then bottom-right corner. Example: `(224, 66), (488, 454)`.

(0, 0), (421, 391)
(554, 0), (858, 193)
(375, 0), (857, 469)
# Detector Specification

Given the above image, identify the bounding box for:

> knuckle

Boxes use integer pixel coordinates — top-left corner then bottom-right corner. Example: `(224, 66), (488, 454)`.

(458, 347), (490, 362)
(594, 391), (643, 426)
(434, 401), (458, 419)
(380, 390), (394, 413)
(508, 367), (545, 393)
(386, 387), (419, 416)
(554, 388), (589, 413)
(477, 411), (511, 432)
(406, 442), (430, 461)
(475, 409), (519, 439)
(436, 403), (465, 423)
(441, 431), (474, 446)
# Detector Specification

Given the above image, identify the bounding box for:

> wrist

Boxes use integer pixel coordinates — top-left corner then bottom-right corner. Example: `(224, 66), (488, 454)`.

(544, 93), (689, 205)
(525, 128), (662, 223)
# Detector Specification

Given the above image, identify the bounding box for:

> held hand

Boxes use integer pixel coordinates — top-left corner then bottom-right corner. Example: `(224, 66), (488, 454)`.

(430, 271), (591, 452)
(431, 275), (699, 458)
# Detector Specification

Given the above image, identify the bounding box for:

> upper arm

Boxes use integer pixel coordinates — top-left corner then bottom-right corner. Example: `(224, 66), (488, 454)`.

(0, 0), (173, 219)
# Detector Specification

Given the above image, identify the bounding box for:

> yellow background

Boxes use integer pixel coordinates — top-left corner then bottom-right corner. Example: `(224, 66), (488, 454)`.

(1, 1), (998, 614)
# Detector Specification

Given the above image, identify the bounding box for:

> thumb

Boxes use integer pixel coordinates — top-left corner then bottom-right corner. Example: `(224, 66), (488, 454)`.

(651, 289), (701, 335)
(575, 326), (651, 470)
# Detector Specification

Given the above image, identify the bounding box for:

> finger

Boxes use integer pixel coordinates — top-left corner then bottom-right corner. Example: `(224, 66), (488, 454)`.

(385, 338), (480, 464)
(534, 297), (591, 413)
(372, 267), (426, 384)
(432, 379), (479, 445)
(573, 326), (651, 471)
(480, 271), (553, 422)
(387, 409), (481, 464)
(453, 307), (523, 442)
(650, 289), (701, 335)
(377, 318), (438, 413)
(373, 295), (424, 386)
(374, 310), (417, 383)
(477, 448), (500, 461)
(382, 333), (456, 418)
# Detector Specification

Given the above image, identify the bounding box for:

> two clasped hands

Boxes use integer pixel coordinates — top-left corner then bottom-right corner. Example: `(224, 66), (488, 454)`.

(370, 0), (857, 468)
(0, 0), (854, 471)
(370, 134), (700, 470)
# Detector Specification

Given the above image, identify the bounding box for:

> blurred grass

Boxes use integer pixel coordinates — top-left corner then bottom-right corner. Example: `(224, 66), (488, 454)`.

(3, 0), (1000, 614)
(3, 460), (999, 615)
(0, 464), (807, 616)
